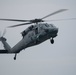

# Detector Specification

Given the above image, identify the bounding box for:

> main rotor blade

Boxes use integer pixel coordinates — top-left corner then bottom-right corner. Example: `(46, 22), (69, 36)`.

(44, 18), (76, 22)
(0, 19), (30, 22)
(8, 23), (32, 28)
(41, 9), (68, 19)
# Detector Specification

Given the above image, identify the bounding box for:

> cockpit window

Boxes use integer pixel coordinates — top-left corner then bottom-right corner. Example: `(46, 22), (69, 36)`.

(51, 24), (53, 27)
(50, 24), (54, 27)
(45, 24), (49, 27)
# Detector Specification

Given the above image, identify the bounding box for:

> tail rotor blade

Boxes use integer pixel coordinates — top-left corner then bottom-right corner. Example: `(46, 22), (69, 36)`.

(0, 31), (2, 47)
(0, 31), (1, 47)
(0, 42), (3, 48)
(0, 31), (1, 37)
(2, 28), (6, 37)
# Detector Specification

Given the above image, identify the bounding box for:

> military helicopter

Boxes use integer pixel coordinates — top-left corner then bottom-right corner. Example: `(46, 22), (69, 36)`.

(0, 9), (75, 60)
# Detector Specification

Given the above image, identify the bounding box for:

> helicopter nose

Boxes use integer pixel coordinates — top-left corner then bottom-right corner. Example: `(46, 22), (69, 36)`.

(55, 27), (58, 33)
(51, 27), (58, 34)
(45, 27), (58, 34)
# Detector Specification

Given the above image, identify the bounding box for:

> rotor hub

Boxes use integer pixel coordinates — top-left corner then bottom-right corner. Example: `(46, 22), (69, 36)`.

(30, 19), (44, 23)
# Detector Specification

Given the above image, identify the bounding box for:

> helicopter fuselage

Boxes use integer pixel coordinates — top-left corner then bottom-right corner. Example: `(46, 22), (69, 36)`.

(0, 9), (68, 60)
(11, 23), (58, 53)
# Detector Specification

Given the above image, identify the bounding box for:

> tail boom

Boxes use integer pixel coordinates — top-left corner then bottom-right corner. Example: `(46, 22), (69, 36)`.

(0, 50), (10, 54)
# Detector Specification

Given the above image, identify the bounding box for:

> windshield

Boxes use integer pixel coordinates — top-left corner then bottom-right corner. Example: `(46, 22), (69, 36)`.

(45, 23), (49, 27)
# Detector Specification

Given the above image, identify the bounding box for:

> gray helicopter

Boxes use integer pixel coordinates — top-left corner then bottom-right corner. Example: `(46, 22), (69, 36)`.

(0, 9), (74, 60)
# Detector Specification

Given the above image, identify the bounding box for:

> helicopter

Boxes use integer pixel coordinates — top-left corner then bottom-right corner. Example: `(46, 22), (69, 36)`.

(0, 9), (75, 60)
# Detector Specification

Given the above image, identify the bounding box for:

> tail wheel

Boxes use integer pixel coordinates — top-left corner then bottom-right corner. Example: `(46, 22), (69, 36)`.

(14, 54), (17, 60)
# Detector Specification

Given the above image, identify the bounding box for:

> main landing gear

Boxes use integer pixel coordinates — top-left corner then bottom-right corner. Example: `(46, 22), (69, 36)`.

(14, 53), (17, 60)
(50, 38), (54, 44)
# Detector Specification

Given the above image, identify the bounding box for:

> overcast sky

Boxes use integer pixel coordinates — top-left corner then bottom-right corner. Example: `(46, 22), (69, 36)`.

(0, 0), (76, 75)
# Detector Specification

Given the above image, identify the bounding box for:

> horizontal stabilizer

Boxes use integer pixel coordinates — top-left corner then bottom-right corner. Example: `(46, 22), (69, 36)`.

(0, 50), (14, 54)
(0, 50), (8, 54)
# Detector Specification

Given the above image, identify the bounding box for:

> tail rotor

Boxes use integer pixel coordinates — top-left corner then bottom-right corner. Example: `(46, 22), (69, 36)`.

(0, 31), (2, 47)
(2, 28), (6, 37)
(0, 28), (7, 47)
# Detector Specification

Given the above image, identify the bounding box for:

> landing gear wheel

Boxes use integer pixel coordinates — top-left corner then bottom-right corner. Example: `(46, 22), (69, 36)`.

(14, 57), (16, 60)
(14, 54), (17, 60)
(51, 38), (54, 44)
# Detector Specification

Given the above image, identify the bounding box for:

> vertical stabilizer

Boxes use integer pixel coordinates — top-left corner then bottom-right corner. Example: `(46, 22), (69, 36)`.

(0, 37), (11, 53)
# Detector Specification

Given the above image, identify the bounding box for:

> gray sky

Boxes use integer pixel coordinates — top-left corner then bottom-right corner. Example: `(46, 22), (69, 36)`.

(0, 0), (76, 75)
